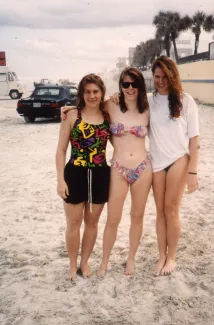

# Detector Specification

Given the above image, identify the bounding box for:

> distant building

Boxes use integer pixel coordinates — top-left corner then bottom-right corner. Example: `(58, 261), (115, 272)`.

(210, 41), (214, 60)
(171, 38), (193, 60)
(128, 47), (136, 65)
(116, 57), (128, 73)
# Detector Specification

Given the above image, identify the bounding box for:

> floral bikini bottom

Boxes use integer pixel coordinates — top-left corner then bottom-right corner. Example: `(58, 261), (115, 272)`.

(110, 156), (150, 185)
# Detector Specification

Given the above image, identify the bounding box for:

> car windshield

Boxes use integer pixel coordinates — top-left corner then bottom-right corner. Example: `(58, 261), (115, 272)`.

(33, 88), (62, 97)
(69, 87), (78, 96)
(12, 72), (19, 81)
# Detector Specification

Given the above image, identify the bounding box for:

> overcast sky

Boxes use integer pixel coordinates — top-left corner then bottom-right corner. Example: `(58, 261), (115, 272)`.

(0, 0), (213, 86)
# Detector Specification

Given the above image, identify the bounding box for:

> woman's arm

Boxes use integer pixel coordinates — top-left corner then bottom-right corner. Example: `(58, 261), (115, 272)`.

(61, 106), (77, 120)
(184, 94), (200, 193)
(61, 100), (110, 119)
(187, 136), (199, 193)
(56, 110), (76, 198)
(109, 92), (120, 105)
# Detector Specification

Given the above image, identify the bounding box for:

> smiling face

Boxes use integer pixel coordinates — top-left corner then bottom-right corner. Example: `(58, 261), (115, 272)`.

(83, 83), (103, 109)
(121, 75), (139, 101)
(153, 67), (170, 95)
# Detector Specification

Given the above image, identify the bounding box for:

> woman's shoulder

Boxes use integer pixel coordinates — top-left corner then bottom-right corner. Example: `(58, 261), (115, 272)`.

(181, 92), (198, 119)
(146, 92), (155, 105)
(182, 92), (199, 104)
(147, 92), (153, 99)
(104, 99), (120, 114)
(65, 107), (78, 123)
(67, 107), (77, 116)
(105, 99), (120, 108)
(147, 92), (154, 98)
(181, 92), (198, 108)
(182, 92), (194, 101)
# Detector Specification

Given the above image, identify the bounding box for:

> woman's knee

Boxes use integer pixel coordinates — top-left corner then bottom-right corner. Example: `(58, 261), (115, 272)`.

(84, 217), (99, 228)
(106, 215), (121, 228)
(155, 208), (166, 220)
(130, 212), (144, 225)
(66, 217), (82, 232)
(164, 203), (179, 219)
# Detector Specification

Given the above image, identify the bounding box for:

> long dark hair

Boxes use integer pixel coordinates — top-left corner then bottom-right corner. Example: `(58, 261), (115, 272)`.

(119, 67), (149, 113)
(152, 56), (183, 118)
(77, 73), (106, 111)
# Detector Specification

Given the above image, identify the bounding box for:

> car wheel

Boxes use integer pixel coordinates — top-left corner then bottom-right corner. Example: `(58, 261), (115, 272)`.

(24, 116), (36, 123)
(9, 90), (19, 99)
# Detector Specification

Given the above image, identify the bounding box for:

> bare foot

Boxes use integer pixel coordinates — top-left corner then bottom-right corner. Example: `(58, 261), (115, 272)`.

(68, 267), (77, 281)
(80, 264), (92, 278)
(125, 260), (135, 276)
(97, 263), (108, 277)
(153, 256), (166, 277)
(161, 258), (176, 276)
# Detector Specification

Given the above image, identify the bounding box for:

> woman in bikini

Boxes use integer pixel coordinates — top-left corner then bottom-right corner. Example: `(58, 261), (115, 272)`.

(61, 67), (152, 276)
(110, 56), (199, 276)
(56, 74), (111, 280)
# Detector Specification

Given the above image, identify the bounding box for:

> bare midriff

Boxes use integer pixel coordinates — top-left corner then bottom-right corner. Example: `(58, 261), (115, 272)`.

(111, 134), (148, 168)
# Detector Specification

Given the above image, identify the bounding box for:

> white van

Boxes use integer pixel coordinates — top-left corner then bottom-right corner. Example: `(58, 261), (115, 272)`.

(0, 66), (24, 99)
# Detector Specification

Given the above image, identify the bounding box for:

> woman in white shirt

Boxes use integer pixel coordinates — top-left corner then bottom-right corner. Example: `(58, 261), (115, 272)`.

(149, 56), (199, 276)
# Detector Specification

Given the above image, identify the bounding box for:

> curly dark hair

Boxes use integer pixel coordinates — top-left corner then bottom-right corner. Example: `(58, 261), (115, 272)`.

(119, 67), (149, 113)
(77, 73), (106, 111)
(152, 56), (183, 119)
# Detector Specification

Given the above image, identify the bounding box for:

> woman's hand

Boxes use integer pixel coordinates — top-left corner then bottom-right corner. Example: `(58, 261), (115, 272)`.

(57, 180), (69, 199)
(187, 174), (198, 193)
(110, 92), (120, 105)
(60, 106), (76, 121)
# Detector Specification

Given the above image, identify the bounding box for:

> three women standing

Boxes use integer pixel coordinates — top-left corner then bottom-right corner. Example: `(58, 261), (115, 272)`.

(58, 55), (199, 278)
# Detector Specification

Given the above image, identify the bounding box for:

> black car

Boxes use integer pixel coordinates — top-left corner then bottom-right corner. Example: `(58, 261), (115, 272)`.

(17, 84), (77, 123)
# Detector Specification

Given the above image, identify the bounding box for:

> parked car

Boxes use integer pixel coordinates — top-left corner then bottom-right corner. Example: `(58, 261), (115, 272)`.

(17, 84), (77, 123)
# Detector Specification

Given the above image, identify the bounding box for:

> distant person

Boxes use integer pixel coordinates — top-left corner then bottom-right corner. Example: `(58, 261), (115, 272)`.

(110, 56), (199, 276)
(56, 74), (111, 280)
(61, 67), (152, 276)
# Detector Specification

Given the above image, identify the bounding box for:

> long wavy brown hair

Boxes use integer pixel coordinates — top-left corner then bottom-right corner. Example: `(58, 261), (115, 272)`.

(119, 67), (149, 113)
(152, 56), (183, 118)
(77, 73), (106, 111)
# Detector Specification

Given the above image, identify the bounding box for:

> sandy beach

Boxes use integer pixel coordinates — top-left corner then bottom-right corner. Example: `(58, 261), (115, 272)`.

(0, 95), (214, 325)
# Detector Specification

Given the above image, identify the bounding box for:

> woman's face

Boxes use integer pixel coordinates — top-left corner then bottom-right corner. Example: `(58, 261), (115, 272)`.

(83, 83), (103, 109)
(121, 75), (139, 101)
(153, 67), (169, 95)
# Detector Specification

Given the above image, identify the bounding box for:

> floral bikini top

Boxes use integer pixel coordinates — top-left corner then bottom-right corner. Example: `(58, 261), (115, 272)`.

(70, 109), (110, 167)
(109, 122), (148, 138)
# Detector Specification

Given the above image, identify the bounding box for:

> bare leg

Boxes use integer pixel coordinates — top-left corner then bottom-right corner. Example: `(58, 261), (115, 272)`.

(152, 171), (167, 276)
(63, 202), (85, 280)
(126, 164), (152, 275)
(80, 203), (104, 277)
(97, 167), (129, 276)
(161, 155), (189, 275)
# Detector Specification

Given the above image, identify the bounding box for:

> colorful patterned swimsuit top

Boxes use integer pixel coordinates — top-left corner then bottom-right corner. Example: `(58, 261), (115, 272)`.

(70, 109), (110, 167)
(109, 122), (148, 138)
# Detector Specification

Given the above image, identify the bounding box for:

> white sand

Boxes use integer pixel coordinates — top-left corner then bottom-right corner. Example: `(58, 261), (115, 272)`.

(0, 96), (214, 325)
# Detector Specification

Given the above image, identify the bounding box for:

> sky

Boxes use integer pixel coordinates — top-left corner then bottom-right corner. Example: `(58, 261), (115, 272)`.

(0, 0), (213, 86)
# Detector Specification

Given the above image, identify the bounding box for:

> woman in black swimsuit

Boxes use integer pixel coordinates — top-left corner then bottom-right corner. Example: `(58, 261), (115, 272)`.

(56, 74), (111, 280)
